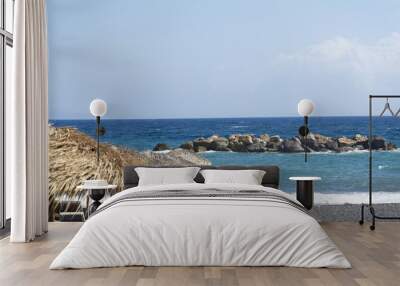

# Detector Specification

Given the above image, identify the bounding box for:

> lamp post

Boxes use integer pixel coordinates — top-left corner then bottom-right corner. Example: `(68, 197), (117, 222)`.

(90, 99), (107, 163)
(297, 99), (315, 162)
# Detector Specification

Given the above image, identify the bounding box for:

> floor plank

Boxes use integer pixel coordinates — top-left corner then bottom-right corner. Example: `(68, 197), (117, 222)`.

(0, 222), (398, 286)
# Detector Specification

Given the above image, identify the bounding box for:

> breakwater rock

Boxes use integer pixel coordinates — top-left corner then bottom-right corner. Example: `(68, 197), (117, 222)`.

(154, 133), (397, 153)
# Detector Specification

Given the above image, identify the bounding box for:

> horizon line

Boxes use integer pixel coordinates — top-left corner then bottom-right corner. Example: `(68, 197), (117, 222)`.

(49, 115), (387, 121)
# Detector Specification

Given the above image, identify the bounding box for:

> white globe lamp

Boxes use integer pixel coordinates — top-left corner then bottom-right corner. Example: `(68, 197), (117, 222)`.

(90, 99), (107, 117)
(297, 99), (314, 117)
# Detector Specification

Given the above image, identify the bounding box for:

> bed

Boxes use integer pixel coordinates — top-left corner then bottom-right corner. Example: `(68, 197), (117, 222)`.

(50, 165), (350, 269)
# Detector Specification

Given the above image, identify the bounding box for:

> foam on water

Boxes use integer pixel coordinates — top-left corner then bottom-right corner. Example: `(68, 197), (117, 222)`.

(230, 125), (249, 129)
(311, 192), (400, 204)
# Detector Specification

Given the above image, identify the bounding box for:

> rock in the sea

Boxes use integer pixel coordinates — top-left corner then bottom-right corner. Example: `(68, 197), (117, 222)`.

(153, 143), (171, 151)
(265, 144), (279, 152)
(228, 134), (238, 142)
(353, 134), (368, 142)
(354, 144), (366, 150)
(208, 134), (220, 141)
(280, 138), (304, 153)
(314, 134), (330, 144)
(269, 135), (282, 144)
(259, 134), (270, 142)
(193, 137), (213, 150)
(210, 136), (230, 151)
(247, 142), (267, 152)
(228, 141), (248, 152)
(339, 146), (354, 152)
(238, 134), (254, 145)
(190, 135), (231, 152)
(337, 137), (356, 147)
(353, 134), (369, 149)
(386, 142), (397, 151)
(371, 136), (386, 150)
(265, 135), (282, 151)
(300, 135), (321, 152)
(180, 141), (194, 151)
(229, 134), (256, 143)
(228, 134), (255, 152)
(194, 145), (207, 152)
(324, 140), (338, 152)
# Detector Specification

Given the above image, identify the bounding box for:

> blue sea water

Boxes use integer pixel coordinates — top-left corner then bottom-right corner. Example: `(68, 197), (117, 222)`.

(51, 117), (400, 198)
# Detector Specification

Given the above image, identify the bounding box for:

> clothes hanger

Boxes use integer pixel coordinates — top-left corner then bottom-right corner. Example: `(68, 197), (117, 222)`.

(395, 106), (400, 117)
(379, 98), (395, 117)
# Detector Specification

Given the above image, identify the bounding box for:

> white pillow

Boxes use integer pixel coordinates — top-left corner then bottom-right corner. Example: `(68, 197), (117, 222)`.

(135, 167), (200, 186)
(200, 169), (266, 185)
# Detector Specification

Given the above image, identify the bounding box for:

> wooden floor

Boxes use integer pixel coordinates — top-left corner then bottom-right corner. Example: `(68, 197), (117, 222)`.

(0, 222), (399, 286)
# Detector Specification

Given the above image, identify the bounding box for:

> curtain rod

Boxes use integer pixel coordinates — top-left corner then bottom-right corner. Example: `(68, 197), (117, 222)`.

(369, 95), (400, 98)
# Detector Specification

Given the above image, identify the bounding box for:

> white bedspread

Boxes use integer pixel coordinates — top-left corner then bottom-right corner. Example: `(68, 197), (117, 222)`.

(50, 183), (351, 269)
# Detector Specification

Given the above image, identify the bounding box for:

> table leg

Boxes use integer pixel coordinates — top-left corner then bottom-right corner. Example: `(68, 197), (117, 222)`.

(86, 192), (90, 218)
(296, 180), (314, 210)
(89, 201), (102, 214)
(88, 189), (106, 215)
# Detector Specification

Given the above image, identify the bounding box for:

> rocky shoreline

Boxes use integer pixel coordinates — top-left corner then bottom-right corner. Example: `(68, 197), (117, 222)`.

(154, 133), (397, 153)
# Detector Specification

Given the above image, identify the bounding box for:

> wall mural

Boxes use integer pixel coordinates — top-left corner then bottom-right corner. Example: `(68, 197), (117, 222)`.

(47, 0), (400, 217)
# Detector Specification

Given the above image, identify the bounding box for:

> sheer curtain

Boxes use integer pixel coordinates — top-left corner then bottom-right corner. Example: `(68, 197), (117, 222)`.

(8, 0), (48, 242)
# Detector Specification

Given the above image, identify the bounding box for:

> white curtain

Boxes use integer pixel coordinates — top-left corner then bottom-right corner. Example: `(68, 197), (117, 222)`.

(8, 0), (49, 242)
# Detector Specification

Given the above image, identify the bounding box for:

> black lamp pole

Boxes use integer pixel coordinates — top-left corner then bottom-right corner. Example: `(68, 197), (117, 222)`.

(304, 116), (308, 162)
(96, 116), (100, 163)
(95, 116), (106, 163)
(298, 116), (310, 163)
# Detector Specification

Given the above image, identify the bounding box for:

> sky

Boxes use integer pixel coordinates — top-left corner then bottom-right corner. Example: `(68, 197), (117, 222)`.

(47, 0), (400, 119)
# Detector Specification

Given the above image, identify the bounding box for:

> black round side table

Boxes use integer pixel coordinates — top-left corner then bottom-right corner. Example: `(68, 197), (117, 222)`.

(289, 177), (321, 210)
(77, 184), (117, 217)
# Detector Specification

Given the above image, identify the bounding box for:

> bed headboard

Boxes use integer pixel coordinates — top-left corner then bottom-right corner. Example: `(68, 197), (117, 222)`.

(123, 165), (280, 189)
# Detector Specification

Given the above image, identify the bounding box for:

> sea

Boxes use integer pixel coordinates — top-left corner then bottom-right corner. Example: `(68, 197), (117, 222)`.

(50, 116), (400, 204)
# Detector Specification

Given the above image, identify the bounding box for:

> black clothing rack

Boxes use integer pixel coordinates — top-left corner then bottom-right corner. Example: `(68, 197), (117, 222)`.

(359, 95), (400, 230)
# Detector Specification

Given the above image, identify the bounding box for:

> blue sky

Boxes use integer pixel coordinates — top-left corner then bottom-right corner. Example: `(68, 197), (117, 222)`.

(47, 0), (400, 119)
